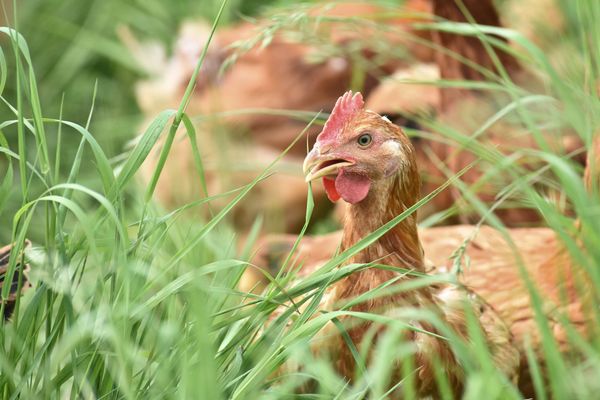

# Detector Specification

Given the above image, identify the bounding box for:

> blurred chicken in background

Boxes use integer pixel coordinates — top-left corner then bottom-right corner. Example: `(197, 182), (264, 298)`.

(362, 0), (583, 226)
(123, 1), (433, 234)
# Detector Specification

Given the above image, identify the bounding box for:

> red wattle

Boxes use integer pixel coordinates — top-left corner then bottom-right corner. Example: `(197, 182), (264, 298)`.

(323, 177), (341, 202)
(335, 170), (371, 204)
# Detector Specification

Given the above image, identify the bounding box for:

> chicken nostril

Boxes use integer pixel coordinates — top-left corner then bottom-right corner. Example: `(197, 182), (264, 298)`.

(320, 145), (332, 154)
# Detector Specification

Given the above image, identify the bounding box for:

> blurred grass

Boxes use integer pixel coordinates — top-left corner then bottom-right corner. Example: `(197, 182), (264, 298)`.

(0, 0), (599, 398)
(0, 0), (288, 243)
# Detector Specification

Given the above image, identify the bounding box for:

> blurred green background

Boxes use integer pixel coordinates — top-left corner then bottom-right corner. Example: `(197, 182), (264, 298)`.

(0, 0), (296, 242)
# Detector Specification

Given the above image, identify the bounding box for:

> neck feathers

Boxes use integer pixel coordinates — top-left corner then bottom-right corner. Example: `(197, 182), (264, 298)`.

(329, 132), (464, 391)
(342, 155), (424, 272)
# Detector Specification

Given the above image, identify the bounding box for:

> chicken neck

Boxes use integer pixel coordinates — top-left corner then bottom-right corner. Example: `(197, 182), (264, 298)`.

(335, 168), (428, 306)
(330, 162), (466, 395)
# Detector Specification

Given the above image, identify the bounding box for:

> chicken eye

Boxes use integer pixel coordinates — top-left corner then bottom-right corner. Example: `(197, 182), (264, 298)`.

(357, 133), (372, 147)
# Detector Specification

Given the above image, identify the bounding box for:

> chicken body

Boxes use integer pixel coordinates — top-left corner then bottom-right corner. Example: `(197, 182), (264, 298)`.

(298, 91), (528, 396)
(422, 225), (584, 351)
(259, 224), (587, 347)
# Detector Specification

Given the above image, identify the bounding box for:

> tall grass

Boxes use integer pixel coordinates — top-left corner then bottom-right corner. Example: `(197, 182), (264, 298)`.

(0, 0), (599, 398)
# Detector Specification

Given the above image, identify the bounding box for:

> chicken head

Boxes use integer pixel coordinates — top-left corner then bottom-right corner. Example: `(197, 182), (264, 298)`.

(303, 91), (419, 206)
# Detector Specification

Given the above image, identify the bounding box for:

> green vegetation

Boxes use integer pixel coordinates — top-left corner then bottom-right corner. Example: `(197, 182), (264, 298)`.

(0, 0), (599, 398)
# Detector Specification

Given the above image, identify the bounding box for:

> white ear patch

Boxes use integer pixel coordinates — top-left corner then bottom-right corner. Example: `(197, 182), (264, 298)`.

(382, 140), (402, 155)
(381, 115), (391, 123)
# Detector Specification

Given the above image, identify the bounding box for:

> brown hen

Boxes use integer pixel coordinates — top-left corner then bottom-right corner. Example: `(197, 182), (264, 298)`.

(299, 91), (522, 396)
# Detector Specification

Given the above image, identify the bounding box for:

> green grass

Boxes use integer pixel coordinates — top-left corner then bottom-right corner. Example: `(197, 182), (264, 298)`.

(1, 0), (600, 398)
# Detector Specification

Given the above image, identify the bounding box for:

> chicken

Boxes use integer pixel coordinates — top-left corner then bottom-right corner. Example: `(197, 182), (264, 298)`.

(0, 241), (31, 320)
(132, 20), (338, 232)
(299, 91), (520, 396)
(279, 91), (596, 397)
(188, 0), (435, 156)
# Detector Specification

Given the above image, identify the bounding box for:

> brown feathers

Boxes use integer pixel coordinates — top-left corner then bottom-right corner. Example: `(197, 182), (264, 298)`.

(431, 0), (520, 108)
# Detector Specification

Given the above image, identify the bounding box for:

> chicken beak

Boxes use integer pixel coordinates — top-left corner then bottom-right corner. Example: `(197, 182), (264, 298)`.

(303, 147), (320, 181)
(303, 147), (354, 182)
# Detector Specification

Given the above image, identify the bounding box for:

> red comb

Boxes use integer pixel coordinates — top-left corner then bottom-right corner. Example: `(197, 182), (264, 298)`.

(318, 91), (364, 144)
